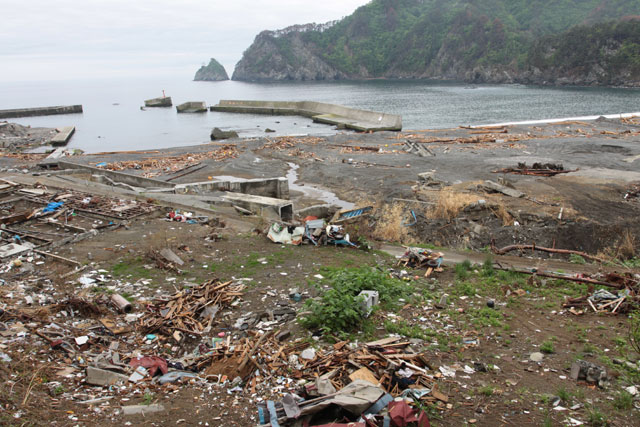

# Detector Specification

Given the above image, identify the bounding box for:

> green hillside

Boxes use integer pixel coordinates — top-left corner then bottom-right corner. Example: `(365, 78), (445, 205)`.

(232, 0), (640, 85)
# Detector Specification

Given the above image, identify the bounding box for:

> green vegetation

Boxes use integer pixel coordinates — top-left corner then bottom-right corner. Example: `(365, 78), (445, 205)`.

(528, 19), (640, 83)
(455, 260), (472, 280)
(569, 253), (587, 265)
(242, 0), (640, 82)
(556, 386), (570, 403)
(586, 405), (609, 427)
(613, 391), (633, 410)
(112, 256), (152, 279)
(142, 392), (154, 406)
(300, 267), (413, 337)
(478, 385), (495, 396)
(194, 58), (229, 80)
(630, 311), (640, 354)
(540, 337), (556, 354)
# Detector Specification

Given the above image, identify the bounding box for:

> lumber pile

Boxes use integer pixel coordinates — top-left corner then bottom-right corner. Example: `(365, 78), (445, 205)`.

(260, 136), (324, 151)
(138, 279), (245, 335)
(99, 145), (238, 177)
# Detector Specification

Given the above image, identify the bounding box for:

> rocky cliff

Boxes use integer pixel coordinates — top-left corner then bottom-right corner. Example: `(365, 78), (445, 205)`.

(194, 58), (229, 81)
(232, 29), (348, 81)
(231, 0), (640, 87)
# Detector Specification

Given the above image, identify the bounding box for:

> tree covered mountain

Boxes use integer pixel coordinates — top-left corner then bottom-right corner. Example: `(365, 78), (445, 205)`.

(231, 0), (640, 86)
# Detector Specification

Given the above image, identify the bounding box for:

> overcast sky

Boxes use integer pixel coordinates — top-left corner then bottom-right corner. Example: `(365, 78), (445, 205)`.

(0, 0), (369, 82)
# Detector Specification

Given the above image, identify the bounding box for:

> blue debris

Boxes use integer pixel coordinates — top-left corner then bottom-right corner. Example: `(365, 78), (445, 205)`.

(42, 201), (64, 214)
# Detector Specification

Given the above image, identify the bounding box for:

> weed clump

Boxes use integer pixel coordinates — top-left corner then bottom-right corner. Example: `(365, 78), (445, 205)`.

(481, 256), (494, 277)
(455, 260), (472, 280)
(613, 391), (633, 410)
(300, 267), (411, 337)
(427, 189), (478, 221)
(540, 338), (556, 354)
(371, 203), (414, 243)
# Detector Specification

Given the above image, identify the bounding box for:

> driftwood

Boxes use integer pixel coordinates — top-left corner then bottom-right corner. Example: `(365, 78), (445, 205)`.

(493, 265), (625, 289)
(491, 241), (607, 263)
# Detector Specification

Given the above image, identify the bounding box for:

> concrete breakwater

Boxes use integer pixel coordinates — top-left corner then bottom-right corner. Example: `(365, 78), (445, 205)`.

(0, 105), (83, 119)
(210, 100), (402, 132)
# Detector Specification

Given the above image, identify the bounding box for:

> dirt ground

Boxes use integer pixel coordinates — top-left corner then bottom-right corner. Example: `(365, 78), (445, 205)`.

(0, 116), (639, 426)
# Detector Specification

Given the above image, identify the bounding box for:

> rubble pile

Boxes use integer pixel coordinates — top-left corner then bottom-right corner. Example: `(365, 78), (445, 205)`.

(98, 145), (238, 177)
(139, 279), (245, 335)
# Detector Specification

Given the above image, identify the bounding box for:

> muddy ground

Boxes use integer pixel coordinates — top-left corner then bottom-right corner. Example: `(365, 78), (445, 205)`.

(4, 115), (638, 256)
(0, 117), (639, 426)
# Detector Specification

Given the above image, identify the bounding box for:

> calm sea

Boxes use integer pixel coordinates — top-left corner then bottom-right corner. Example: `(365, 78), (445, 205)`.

(1, 76), (639, 153)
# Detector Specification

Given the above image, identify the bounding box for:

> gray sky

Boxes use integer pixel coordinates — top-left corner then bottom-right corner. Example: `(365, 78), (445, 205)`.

(0, 0), (369, 82)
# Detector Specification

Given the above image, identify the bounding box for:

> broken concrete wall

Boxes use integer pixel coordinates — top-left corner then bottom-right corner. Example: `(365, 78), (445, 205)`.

(175, 177), (289, 199)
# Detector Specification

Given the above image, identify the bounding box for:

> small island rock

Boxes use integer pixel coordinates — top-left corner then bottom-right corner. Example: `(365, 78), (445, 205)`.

(194, 58), (229, 81)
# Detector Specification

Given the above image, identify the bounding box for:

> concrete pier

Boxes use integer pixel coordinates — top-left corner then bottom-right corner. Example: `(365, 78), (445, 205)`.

(0, 105), (83, 119)
(50, 126), (76, 146)
(176, 102), (207, 113)
(210, 100), (402, 132)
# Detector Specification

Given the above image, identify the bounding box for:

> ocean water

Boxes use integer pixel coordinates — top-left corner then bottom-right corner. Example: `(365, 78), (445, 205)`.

(1, 76), (639, 153)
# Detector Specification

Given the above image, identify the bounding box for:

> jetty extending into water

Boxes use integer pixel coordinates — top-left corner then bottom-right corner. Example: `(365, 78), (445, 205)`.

(0, 105), (83, 119)
(210, 100), (402, 132)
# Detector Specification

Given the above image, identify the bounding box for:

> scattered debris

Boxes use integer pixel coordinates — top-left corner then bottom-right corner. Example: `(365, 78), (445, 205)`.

(397, 247), (444, 277)
(139, 279), (245, 335)
(493, 162), (577, 177)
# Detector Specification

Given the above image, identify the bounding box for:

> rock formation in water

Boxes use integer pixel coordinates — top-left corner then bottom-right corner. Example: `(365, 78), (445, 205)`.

(194, 58), (229, 81)
(232, 0), (640, 87)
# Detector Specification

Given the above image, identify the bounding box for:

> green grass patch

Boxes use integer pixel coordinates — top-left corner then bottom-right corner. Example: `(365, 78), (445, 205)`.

(540, 337), (556, 354)
(467, 307), (504, 328)
(454, 260), (472, 280)
(112, 256), (153, 279)
(613, 391), (633, 410)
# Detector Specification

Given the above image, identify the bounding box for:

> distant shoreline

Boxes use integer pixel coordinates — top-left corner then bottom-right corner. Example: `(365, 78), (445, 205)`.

(474, 111), (640, 128)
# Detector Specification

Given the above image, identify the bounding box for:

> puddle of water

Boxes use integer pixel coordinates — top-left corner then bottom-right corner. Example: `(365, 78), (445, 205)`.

(286, 162), (354, 210)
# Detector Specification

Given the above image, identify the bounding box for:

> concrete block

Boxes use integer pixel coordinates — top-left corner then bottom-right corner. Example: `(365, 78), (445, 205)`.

(86, 366), (127, 386)
(122, 404), (165, 415)
(358, 290), (379, 316)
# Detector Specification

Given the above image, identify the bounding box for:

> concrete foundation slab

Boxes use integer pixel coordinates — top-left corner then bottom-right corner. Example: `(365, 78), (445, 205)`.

(0, 242), (35, 258)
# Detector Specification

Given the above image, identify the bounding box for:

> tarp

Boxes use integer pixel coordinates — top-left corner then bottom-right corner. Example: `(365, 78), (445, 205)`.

(299, 380), (385, 417)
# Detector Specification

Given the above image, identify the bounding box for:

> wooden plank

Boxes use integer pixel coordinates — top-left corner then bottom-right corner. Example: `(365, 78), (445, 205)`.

(349, 367), (379, 385)
(366, 337), (401, 347)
